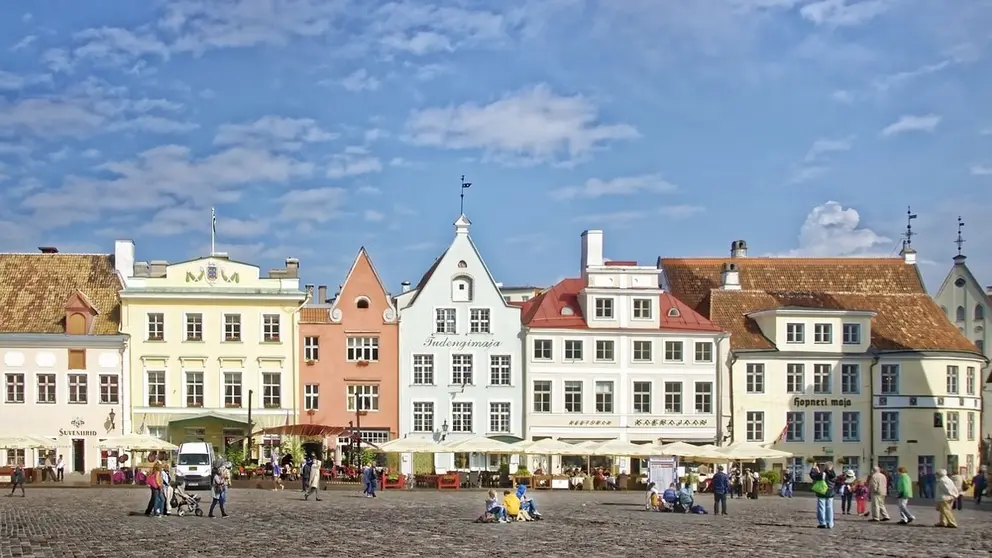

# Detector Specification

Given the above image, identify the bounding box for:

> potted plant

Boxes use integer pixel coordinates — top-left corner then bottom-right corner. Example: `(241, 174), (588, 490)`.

(356, 360), (369, 367)
(513, 466), (532, 487)
(305, 360), (316, 366)
(384, 471), (404, 489)
(760, 469), (781, 493)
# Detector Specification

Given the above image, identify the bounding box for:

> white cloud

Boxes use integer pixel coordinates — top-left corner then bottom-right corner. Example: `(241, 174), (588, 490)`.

(276, 187), (346, 223)
(214, 116), (337, 150)
(799, 0), (893, 27)
(550, 174), (676, 200)
(780, 201), (891, 256)
(107, 115), (199, 134)
(971, 165), (992, 176)
(803, 137), (853, 162)
(363, 209), (385, 222)
(356, 185), (381, 195)
(341, 69), (380, 92)
(0, 98), (104, 137)
(371, 3), (509, 56)
(10, 35), (37, 51)
(404, 84), (638, 165)
(572, 210), (648, 226)
(326, 153), (382, 179)
(881, 114), (941, 136)
(0, 70), (50, 90)
(789, 166), (828, 184)
(659, 205), (705, 219)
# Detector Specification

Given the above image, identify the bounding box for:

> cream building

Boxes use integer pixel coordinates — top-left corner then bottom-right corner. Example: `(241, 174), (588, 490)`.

(117, 241), (308, 455)
(661, 241), (987, 481)
(0, 248), (127, 475)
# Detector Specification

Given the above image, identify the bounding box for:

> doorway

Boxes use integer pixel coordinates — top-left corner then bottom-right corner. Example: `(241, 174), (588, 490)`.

(72, 439), (85, 473)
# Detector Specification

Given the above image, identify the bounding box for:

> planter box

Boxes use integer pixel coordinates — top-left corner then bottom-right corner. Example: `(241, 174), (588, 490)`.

(438, 473), (459, 490)
(383, 476), (405, 490)
(513, 475), (532, 487)
(532, 475), (552, 489)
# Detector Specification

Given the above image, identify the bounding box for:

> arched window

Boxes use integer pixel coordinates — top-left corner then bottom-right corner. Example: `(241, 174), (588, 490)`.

(356, 298), (370, 309)
(66, 313), (87, 335)
(451, 275), (474, 302)
(956, 306), (966, 321)
(975, 305), (985, 321)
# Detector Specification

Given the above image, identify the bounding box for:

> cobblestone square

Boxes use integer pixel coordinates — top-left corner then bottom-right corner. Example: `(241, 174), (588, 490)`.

(0, 488), (989, 557)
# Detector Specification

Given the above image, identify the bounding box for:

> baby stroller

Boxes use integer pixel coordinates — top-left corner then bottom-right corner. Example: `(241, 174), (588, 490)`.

(171, 480), (204, 517)
(673, 491), (693, 514)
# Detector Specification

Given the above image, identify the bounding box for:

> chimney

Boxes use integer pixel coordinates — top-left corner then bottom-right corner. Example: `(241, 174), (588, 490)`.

(285, 257), (299, 278)
(133, 262), (149, 277)
(114, 240), (135, 282)
(38, 246), (58, 254)
(148, 260), (168, 277)
(305, 283), (314, 298)
(580, 230), (604, 272)
(720, 262), (741, 290)
(730, 240), (747, 258)
(317, 285), (327, 303)
(401, 281), (411, 293)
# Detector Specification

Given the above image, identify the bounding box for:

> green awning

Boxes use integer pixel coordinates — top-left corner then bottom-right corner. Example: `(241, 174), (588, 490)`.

(168, 411), (249, 427)
(488, 435), (524, 444)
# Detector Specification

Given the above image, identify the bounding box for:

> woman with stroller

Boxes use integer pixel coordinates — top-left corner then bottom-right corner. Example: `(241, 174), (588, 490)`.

(146, 462), (165, 517)
(208, 464), (229, 518)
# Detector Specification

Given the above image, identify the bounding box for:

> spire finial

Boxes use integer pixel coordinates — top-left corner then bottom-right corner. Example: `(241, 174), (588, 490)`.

(902, 206), (917, 249)
(955, 216), (966, 255)
(459, 174), (472, 215)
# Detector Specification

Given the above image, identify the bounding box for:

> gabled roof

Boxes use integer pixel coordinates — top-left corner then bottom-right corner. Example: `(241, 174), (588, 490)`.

(660, 256), (979, 353)
(520, 277), (722, 332)
(300, 307), (331, 324)
(933, 256), (992, 307)
(326, 247), (396, 318)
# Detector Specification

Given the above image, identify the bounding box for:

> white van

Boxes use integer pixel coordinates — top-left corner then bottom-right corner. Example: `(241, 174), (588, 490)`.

(175, 442), (215, 490)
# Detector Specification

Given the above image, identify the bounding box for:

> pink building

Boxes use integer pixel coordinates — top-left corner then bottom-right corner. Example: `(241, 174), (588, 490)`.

(298, 248), (398, 462)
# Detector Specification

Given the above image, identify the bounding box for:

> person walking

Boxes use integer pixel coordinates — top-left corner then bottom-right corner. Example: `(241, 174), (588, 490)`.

(934, 469), (959, 528)
(300, 455), (312, 493)
(208, 465), (229, 518)
(809, 462), (836, 529)
(780, 470), (794, 498)
(972, 466), (987, 505)
(711, 465), (730, 516)
(147, 463), (164, 517)
(365, 465), (377, 498)
(950, 470), (964, 510)
(8, 463), (26, 497)
(869, 466), (891, 522)
(55, 455), (65, 483)
(895, 466), (915, 524)
(839, 470), (856, 514)
(361, 464), (371, 497)
(270, 454), (284, 491)
(304, 455), (322, 501)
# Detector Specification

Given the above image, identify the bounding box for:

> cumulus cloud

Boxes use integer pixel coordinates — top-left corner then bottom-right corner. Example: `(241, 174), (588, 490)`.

(780, 201), (891, 256)
(881, 114), (941, 136)
(550, 174), (676, 200)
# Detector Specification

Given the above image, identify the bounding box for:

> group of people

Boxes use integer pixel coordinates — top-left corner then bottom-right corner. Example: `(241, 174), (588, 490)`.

(478, 485), (543, 523)
(143, 460), (230, 518)
(646, 482), (698, 513)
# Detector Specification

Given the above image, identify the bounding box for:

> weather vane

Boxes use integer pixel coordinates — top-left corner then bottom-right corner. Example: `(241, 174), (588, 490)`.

(460, 174), (472, 215)
(955, 216), (965, 255)
(902, 206), (917, 249)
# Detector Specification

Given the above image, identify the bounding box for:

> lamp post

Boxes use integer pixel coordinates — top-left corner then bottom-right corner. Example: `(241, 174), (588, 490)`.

(354, 392), (362, 466)
(984, 434), (992, 466)
(441, 419), (449, 441)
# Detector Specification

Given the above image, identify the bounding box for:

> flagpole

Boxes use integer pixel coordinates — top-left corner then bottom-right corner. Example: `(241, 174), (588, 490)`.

(210, 207), (216, 256)
(460, 175), (472, 215)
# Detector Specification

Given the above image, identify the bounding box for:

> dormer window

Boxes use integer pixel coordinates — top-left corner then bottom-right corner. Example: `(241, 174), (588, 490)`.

(667, 308), (680, 318)
(786, 323), (805, 343)
(63, 290), (96, 335)
(66, 313), (87, 335)
(452, 275), (474, 302)
(457, 260), (468, 268)
(356, 297), (370, 309)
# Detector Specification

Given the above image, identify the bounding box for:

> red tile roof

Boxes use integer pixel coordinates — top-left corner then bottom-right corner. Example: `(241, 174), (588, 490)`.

(520, 278), (722, 332)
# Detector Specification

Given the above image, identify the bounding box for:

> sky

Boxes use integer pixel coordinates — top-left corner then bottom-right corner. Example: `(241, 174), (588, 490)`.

(1, 0), (990, 294)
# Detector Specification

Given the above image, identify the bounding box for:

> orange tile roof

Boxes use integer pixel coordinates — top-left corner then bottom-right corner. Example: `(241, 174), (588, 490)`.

(520, 277), (722, 332)
(0, 253), (122, 334)
(660, 257), (979, 352)
(299, 307), (330, 324)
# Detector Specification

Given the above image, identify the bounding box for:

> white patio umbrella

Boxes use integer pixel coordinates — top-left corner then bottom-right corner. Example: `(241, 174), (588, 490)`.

(654, 441), (726, 460)
(522, 438), (589, 456)
(375, 436), (449, 454)
(589, 438), (655, 457)
(718, 441), (792, 460)
(443, 435), (519, 454)
(98, 434), (178, 451)
(0, 435), (53, 449)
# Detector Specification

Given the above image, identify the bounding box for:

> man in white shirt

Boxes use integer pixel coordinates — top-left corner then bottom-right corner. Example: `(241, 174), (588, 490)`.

(56, 455), (65, 482)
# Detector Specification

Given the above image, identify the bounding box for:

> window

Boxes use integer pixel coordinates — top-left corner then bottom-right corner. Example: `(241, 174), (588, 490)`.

(451, 401), (473, 432)
(694, 342), (713, 363)
(746, 411), (764, 442)
(262, 314), (281, 342)
(632, 340), (652, 361)
(451, 276), (473, 302)
(451, 354), (474, 385)
(356, 298), (370, 309)
(633, 298), (652, 319)
(68, 349), (85, 370)
(413, 355), (434, 385)
(147, 371), (165, 406)
(533, 381), (551, 412)
(841, 364), (860, 394)
(347, 385), (379, 411)
(841, 411), (860, 442)
(968, 412), (976, 441)
(786, 411), (805, 442)
(946, 411), (959, 440)
(489, 402), (511, 433)
(185, 372), (204, 407)
(694, 382), (712, 413)
(304, 337), (319, 361)
(967, 367), (976, 395)
(594, 298), (614, 319)
(946, 366), (959, 395)
(595, 340), (615, 361)
(786, 323), (804, 343)
(435, 308), (456, 333)
(976, 305), (985, 320)
(813, 364), (832, 394)
(745, 363), (764, 393)
(147, 313), (164, 340)
(224, 314), (241, 342)
(5, 449), (25, 467)
(633, 382), (651, 413)
(37, 374), (56, 404)
(490, 355), (511, 386)
(664, 382), (682, 413)
(304, 384), (319, 410)
(814, 323), (832, 343)
(99, 375), (118, 404)
(664, 341), (683, 362)
(842, 323), (861, 344)
(185, 313), (203, 341)
(470, 308), (491, 333)
(262, 372), (281, 408)
(813, 411), (832, 442)
(564, 340), (583, 361)
(413, 402), (435, 432)
(564, 381), (583, 413)
(880, 411), (899, 441)
(956, 306), (965, 321)
(786, 364), (805, 394)
(346, 337), (379, 361)
(880, 364), (899, 394)
(595, 381), (614, 413)
(533, 339), (552, 360)
(223, 372), (242, 407)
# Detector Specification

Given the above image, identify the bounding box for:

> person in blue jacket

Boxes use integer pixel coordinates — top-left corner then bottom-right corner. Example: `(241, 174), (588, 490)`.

(711, 465), (730, 516)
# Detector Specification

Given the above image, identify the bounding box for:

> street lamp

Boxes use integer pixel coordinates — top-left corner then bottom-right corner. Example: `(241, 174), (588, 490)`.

(440, 420), (449, 441)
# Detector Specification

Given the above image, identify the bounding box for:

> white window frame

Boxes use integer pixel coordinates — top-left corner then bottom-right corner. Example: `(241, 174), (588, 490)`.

(841, 411), (860, 442)
(663, 341), (683, 362)
(564, 340), (583, 361)
(746, 411), (764, 442)
(223, 313), (242, 342)
(745, 363), (764, 394)
(813, 364), (832, 394)
(786, 411), (805, 442)
(451, 401), (473, 433)
(694, 381), (712, 413)
(469, 308), (491, 333)
(593, 297), (614, 319)
(664, 381), (682, 413)
(412, 354), (435, 385)
(632, 298), (652, 319)
(489, 355), (511, 386)
(595, 381), (614, 413)
(435, 308), (456, 334)
(632, 340), (652, 362)
(813, 411), (832, 442)
(840, 363), (860, 395)
(185, 370), (204, 408)
(261, 314), (281, 342)
(185, 312), (203, 342)
(347, 384), (380, 412)
(533, 380), (552, 413)
(451, 354), (474, 385)
(303, 383), (319, 411)
(304, 336), (319, 361)
(67, 374), (87, 404)
(946, 365), (959, 395)
(786, 323), (804, 343)
(37, 373), (56, 404)
(693, 341), (713, 363)
(595, 340), (615, 362)
(564, 381), (583, 413)
(532, 339), (552, 361)
(842, 323), (860, 344)
(966, 367), (976, 395)
(99, 374), (119, 405)
(488, 401), (511, 433)
(223, 371), (243, 408)
(146, 370), (166, 407)
(346, 336), (379, 362)
(147, 313), (164, 341)
(967, 412), (976, 441)
(880, 411), (899, 442)
(813, 323), (832, 343)
(412, 401), (434, 433)
(880, 364), (899, 394)
(632, 381), (651, 413)
(786, 363), (804, 394)
(946, 411), (960, 441)
(262, 372), (281, 408)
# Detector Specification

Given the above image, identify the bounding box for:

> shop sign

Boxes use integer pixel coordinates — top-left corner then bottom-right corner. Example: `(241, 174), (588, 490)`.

(792, 397), (853, 408)
(632, 418), (710, 427)
(567, 420), (613, 426)
(58, 417), (98, 437)
(423, 335), (502, 350)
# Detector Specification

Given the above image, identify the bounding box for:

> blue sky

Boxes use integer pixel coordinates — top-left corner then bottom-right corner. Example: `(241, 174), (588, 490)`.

(1, 0), (990, 293)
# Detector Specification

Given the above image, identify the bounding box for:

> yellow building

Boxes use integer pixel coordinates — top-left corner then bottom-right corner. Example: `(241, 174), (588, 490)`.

(661, 241), (987, 481)
(116, 241), (308, 456)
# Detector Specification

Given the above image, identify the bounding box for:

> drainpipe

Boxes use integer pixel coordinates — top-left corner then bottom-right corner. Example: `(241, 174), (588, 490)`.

(287, 287), (313, 450)
(868, 354), (880, 469)
(727, 350), (738, 445)
(713, 333), (729, 444)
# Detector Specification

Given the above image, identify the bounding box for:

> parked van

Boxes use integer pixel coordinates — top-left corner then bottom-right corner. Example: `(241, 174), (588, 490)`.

(176, 442), (215, 490)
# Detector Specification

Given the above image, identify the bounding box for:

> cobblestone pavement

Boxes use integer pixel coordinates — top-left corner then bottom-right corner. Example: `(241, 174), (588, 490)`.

(1, 488), (990, 557)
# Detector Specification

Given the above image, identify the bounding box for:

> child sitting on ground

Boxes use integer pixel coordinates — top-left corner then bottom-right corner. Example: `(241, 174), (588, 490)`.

(503, 489), (531, 521)
(645, 482), (661, 511)
(477, 489), (506, 523)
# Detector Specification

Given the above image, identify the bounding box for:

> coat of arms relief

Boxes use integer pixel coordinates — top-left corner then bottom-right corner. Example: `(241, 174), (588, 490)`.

(185, 261), (240, 284)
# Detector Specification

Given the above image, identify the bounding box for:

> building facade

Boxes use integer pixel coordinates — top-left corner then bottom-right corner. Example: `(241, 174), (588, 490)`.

(118, 241), (307, 456)
(395, 215), (524, 473)
(298, 248), (399, 463)
(662, 241), (987, 481)
(0, 249), (127, 474)
(521, 230), (724, 467)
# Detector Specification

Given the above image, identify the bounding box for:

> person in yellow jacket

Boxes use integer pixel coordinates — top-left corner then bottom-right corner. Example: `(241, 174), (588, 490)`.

(503, 489), (521, 518)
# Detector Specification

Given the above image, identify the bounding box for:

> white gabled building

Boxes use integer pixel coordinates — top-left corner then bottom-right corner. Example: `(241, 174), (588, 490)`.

(395, 215), (523, 473)
(521, 230), (726, 472)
